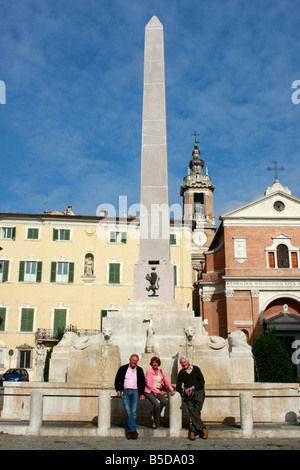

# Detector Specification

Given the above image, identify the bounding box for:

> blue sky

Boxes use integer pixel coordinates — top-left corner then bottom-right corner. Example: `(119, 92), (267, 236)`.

(1, 0), (299, 224)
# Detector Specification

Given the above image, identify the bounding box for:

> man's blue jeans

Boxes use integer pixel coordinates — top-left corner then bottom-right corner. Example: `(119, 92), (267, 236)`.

(122, 389), (140, 432)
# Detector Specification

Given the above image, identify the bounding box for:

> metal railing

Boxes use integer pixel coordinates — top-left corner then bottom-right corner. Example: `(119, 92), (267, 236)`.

(35, 328), (100, 341)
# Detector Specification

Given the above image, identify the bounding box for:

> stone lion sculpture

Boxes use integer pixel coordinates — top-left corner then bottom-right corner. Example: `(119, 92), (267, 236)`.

(182, 325), (228, 350)
(54, 331), (78, 349)
(228, 330), (252, 351)
(54, 328), (115, 351)
(72, 328), (115, 350)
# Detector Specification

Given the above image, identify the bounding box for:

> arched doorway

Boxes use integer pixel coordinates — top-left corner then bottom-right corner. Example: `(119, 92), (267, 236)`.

(263, 298), (300, 377)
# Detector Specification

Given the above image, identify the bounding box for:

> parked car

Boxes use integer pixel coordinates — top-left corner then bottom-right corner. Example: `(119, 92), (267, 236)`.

(0, 368), (29, 386)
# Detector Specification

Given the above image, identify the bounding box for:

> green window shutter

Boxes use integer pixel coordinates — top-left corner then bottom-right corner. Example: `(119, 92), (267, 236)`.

(121, 232), (127, 243)
(68, 262), (74, 283)
(0, 307), (6, 331)
(170, 234), (176, 245)
(53, 229), (58, 241)
(12, 227), (16, 240)
(36, 262), (42, 283)
(53, 309), (67, 332)
(64, 230), (70, 241)
(2, 260), (9, 282)
(100, 310), (107, 332)
(28, 228), (38, 239)
(174, 265), (177, 287)
(20, 308), (34, 332)
(109, 263), (120, 284)
(19, 261), (25, 282)
(110, 232), (116, 242)
(50, 262), (57, 282)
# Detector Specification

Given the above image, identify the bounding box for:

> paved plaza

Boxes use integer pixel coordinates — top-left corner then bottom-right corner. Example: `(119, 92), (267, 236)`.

(0, 434), (299, 451)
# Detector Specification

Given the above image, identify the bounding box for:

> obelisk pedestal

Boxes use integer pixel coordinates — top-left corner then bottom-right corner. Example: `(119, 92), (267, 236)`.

(134, 15), (174, 300)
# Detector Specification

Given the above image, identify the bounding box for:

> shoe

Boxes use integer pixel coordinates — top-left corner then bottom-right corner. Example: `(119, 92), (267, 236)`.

(188, 431), (196, 440)
(151, 422), (157, 429)
(131, 431), (138, 439)
(126, 432), (133, 439)
(202, 427), (208, 439)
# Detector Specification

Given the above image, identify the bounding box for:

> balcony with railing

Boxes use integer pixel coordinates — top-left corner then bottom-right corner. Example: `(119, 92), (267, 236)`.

(35, 328), (100, 342)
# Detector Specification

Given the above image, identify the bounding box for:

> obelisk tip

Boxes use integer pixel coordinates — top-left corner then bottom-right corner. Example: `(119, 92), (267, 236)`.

(146, 16), (163, 29)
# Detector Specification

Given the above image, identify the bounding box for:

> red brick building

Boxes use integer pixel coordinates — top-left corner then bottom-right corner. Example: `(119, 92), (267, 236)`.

(198, 180), (300, 372)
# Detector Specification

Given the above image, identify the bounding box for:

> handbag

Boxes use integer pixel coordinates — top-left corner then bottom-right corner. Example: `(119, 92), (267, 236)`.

(160, 371), (168, 392)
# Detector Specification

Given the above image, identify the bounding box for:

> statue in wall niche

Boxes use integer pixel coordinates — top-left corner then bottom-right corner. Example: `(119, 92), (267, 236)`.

(146, 267), (159, 296)
(228, 330), (252, 352)
(84, 255), (94, 276)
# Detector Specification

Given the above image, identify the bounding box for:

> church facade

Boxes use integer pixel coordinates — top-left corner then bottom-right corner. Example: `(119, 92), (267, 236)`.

(198, 179), (300, 375)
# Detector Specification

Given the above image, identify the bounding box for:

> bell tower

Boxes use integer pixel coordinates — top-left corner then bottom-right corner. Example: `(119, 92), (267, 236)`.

(180, 136), (216, 314)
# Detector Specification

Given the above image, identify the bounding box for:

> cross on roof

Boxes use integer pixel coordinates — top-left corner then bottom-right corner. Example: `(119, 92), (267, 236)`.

(192, 131), (199, 144)
(266, 160), (285, 181)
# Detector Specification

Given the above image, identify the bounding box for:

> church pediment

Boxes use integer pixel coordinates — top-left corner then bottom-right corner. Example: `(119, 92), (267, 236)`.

(221, 186), (300, 221)
(265, 312), (300, 325)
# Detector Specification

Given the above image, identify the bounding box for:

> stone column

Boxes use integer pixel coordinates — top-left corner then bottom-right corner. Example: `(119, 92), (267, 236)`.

(169, 392), (182, 437)
(239, 391), (253, 438)
(29, 390), (43, 434)
(97, 390), (112, 436)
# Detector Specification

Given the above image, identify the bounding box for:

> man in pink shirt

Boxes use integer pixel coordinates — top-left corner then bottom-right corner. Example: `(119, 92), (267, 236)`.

(114, 354), (146, 439)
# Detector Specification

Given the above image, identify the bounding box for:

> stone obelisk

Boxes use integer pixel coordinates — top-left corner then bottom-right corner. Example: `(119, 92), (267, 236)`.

(134, 16), (174, 300)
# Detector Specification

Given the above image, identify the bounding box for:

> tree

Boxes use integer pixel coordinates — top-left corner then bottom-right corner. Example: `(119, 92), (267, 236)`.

(252, 328), (296, 383)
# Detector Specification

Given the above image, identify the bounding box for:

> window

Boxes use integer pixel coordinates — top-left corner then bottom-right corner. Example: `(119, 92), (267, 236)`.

(277, 244), (289, 268)
(273, 201), (285, 212)
(18, 349), (32, 369)
(0, 260), (9, 282)
(1, 227), (15, 240)
(109, 231), (127, 243)
(25, 261), (37, 282)
(27, 228), (39, 240)
(170, 234), (177, 245)
(20, 308), (34, 332)
(50, 261), (74, 283)
(268, 252), (275, 269)
(108, 263), (120, 284)
(194, 193), (204, 218)
(53, 228), (71, 241)
(0, 307), (6, 331)
(266, 235), (299, 269)
(291, 252), (298, 268)
(19, 261), (42, 282)
(53, 308), (67, 334)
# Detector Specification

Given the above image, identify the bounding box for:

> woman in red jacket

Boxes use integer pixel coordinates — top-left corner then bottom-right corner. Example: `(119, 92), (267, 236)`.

(144, 356), (175, 429)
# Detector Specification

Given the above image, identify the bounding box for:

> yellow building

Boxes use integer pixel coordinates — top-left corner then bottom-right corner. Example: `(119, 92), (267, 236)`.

(0, 207), (194, 380)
